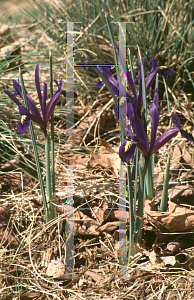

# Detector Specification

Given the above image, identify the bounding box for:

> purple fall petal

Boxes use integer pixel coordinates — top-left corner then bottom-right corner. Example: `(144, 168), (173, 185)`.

(17, 105), (31, 134)
(95, 80), (104, 88)
(17, 118), (30, 134)
(157, 67), (176, 76)
(180, 129), (194, 143)
(119, 140), (137, 162)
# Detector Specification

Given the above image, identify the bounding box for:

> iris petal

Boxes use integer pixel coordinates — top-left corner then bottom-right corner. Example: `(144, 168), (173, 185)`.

(180, 128), (194, 143)
(17, 105), (31, 134)
(46, 90), (61, 124)
(149, 90), (159, 150)
(151, 127), (179, 154)
(42, 82), (47, 125)
(119, 140), (137, 162)
(157, 67), (175, 76)
(4, 90), (21, 106)
(35, 64), (42, 108)
(114, 45), (136, 99)
(145, 57), (158, 96)
(137, 57), (146, 108)
(17, 117), (30, 134)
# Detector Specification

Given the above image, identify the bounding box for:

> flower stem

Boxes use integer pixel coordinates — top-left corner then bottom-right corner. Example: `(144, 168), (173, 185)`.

(45, 131), (57, 221)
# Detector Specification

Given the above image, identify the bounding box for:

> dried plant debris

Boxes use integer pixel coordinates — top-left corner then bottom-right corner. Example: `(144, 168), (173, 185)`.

(0, 204), (20, 246)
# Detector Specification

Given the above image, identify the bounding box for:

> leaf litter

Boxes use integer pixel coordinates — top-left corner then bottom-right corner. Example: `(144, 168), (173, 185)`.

(1, 22), (194, 300)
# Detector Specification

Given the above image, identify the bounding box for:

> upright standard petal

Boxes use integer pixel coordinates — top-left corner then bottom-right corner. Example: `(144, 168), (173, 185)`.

(134, 112), (148, 151)
(13, 79), (23, 98)
(114, 45), (136, 99)
(149, 90), (159, 150)
(4, 90), (21, 106)
(137, 57), (146, 108)
(46, 90), (61, 124)
(145, 56), (158, 95)
(35, 64), (42, 108)
(42, 82), (47, 126)
(26, 94), (45, 127)
(151, 127), (179, 154)
(97, 66), (119, 96)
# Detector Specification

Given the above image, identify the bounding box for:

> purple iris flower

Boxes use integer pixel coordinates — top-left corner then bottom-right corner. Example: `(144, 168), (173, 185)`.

(95, 45), (175, 113)
(119, 89), (194, 163)
(4, 64), (62, 134)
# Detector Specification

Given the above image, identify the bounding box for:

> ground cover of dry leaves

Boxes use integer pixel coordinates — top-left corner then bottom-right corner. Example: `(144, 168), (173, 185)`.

(1, 20), (194, 300)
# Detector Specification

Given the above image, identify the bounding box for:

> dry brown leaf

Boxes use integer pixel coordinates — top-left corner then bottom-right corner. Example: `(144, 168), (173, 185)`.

(164, 239), (190, 255)
(87, 152), (120, 177)
(99, 138), (115, 154)
(46, 260), (66, 278)
(85, 270), (106, 283)
(97, 221), (119, 233)
(59, 153), (89, 170)
(145, 210), (194, 241)
(172, 141), (194, 169)
(168, 201), (193, 213)
(20, 292), (40, 300)
(168, 184), (194, 199)
(0, 24), (14, 47)
(0, 172), (32, 191)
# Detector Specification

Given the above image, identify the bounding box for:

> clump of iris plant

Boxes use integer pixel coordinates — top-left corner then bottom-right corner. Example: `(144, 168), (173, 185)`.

(4, 65), (62, 135)
(96, 45), (175, 116)
(95, 47), (194, 172)
(119, 89), (194, 172)
(95, 47), (194, 253)
(4, 64), (68, 222)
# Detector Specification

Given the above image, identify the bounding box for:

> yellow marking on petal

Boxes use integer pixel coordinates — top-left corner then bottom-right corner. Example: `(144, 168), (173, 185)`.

(181, 126), (192, 134)
(125, 141), (131, 152)
(120, 96), (126, 106)
(157, 66), (168, 70)
(21, 115), (27, 125)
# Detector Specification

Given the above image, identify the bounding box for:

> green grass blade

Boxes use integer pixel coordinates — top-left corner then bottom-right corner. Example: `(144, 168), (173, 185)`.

(49, 51), (55, 199)
(160, 155), (171, 212)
